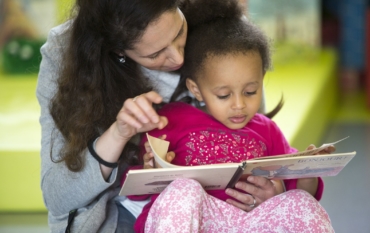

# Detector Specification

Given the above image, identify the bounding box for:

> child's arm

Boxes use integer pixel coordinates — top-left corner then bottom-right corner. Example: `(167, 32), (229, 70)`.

(297, 178), (319, 197)
(296, 144), (336, 196)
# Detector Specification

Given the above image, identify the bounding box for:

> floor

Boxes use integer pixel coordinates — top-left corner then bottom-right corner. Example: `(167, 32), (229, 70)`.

(319, 91), (370, 233)
(0, 213), (49, 233)
(0, 92), (369, 232)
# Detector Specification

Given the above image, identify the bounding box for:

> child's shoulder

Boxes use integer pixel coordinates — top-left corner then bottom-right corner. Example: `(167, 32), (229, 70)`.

(158, 101), (196, 114)
(249, 113), (283, 136)
(251, 113), (274, 124)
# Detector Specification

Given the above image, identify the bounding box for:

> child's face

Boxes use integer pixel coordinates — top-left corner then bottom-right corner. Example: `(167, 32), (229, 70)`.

(187, 52), (264, 130)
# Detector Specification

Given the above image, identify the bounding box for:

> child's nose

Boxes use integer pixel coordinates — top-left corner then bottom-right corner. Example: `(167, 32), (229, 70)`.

(232, 96), (246, 109)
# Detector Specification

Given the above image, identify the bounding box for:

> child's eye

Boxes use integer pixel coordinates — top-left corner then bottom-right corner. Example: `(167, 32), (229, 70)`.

(245, 91), (257, 96)
(217, 94), (230, 100)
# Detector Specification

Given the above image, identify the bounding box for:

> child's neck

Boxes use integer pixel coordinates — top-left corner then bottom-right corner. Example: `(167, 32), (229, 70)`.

(198, 104), (208, 113)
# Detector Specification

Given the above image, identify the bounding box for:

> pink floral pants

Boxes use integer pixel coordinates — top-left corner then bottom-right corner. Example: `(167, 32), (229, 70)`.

(145, 178), (334, 233)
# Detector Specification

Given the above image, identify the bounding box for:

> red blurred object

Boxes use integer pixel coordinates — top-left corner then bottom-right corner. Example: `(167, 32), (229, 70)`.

(321, 18), (340, 47)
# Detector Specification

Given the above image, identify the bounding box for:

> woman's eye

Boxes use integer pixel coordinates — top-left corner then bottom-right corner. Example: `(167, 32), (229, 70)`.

(149, 53), (159, 60)
(217, 95), (230, 100)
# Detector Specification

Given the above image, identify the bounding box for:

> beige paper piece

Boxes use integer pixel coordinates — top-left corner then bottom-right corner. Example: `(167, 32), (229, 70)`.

(146, 133), (179, 168)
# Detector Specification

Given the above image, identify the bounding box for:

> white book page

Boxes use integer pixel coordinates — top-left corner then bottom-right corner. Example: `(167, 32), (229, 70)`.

(252, 136), (350, 160)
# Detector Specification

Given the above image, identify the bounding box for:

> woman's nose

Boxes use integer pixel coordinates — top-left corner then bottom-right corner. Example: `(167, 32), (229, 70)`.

(168, 44), (184, 65)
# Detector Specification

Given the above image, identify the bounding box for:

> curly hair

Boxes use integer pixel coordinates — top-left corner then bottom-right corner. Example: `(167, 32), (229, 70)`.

(50, 0), (181, 172)
(172, 0), (283, 117)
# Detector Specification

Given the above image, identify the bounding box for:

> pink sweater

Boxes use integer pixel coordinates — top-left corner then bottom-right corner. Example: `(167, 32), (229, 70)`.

(122, 102), (324, 232)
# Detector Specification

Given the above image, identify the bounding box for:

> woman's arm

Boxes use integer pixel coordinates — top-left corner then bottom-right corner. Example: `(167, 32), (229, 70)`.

(37, 24), (120, 215)
(37, 24), (168, 215)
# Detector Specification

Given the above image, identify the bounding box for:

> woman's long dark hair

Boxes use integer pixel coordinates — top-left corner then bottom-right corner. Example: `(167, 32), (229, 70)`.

(50, 0), (180, 172)
(172, 0), (283, 118)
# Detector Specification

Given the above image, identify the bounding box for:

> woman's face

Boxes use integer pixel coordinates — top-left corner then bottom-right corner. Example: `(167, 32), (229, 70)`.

(124, 8), (187, 72)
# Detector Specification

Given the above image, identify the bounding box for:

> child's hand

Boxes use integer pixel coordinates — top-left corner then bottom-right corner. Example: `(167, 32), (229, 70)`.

(143, 150), (155, 169)
(306, 144), (336, 155)
(143, 151), (176, 169)
(143, 135), (176, 169)
(165, 151), (176, 163)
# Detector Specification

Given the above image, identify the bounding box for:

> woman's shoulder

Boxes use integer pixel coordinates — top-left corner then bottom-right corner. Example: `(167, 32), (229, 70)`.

(45, 20), (73, 49)
(48, 20), (73, 39)
(141, 68), (181, 103)
(50, 20), (72, 36)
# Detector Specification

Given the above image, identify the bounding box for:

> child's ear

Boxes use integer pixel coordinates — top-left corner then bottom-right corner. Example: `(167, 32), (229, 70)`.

(186, 78), (203, 102)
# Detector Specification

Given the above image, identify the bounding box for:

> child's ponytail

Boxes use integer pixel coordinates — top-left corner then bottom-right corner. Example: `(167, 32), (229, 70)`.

(181, 0), (245, 30)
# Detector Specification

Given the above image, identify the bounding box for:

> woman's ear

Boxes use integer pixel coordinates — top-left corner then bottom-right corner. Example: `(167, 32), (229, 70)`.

(186, 78), (203, 102)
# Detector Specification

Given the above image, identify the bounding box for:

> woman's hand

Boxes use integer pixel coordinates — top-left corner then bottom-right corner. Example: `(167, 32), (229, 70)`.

(115, 91), (169, 141)
(95, 91), (168, 179)
(225, 176), (284, 212)
(143, 135), (175, 169)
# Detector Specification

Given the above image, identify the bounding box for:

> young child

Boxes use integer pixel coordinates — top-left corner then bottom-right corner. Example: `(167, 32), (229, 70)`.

(122, 0), (334, 232)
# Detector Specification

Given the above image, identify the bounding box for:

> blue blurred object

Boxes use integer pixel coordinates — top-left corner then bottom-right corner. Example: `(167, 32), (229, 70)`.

(339, 0), (366, 70)
(323, 0), (367, 70)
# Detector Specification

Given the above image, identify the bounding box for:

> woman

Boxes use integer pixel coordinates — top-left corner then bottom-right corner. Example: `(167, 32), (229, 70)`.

(36, 0), (273, 232)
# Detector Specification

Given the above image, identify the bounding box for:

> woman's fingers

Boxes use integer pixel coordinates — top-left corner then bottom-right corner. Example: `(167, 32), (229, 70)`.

(115, 91), (168, 138)
(129, 91), (163, 124)
(156, 116), (168, 130)
(130, 99), (157, 124)
(117, 108), (144, 129)
(121, 91), (163, 125)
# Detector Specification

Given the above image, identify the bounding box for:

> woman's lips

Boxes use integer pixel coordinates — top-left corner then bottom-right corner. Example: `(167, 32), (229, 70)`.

(229, 115), (246, 123)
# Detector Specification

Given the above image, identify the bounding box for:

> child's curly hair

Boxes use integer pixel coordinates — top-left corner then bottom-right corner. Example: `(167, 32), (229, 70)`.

(173, 0), (282, 118)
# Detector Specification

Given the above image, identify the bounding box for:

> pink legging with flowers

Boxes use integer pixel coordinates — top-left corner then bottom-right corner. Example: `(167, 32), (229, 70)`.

(145, 178), (334, 233)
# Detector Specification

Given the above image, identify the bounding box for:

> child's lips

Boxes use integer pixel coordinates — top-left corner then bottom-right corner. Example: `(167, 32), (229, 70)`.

(229, 115), (246, 123)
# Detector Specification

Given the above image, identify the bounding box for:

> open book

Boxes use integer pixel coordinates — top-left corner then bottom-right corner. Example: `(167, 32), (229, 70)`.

(119, 134), (356, 196)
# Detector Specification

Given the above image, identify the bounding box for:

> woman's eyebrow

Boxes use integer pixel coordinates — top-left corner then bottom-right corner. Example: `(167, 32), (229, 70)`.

(174, 19), (185, 40)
